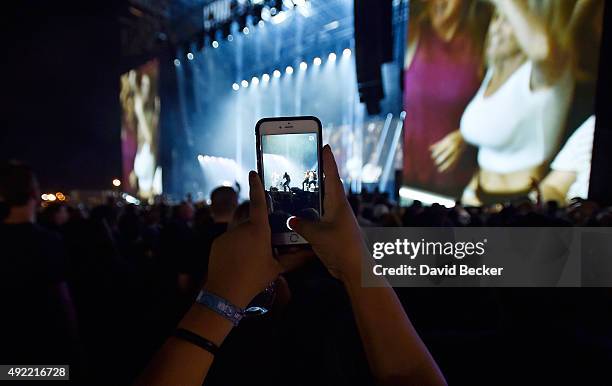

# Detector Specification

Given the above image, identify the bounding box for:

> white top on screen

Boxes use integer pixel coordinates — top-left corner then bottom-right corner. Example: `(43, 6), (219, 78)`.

(460, 61), (574, 173)
(551, 115), (595, 200)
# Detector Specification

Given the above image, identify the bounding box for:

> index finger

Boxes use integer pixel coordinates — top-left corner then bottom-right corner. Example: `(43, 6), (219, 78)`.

(322, 145), (345, 214)
(248, 170), (269, 224)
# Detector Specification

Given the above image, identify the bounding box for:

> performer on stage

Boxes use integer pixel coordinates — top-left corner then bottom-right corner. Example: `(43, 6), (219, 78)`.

(282, 172), (291, 192)
(302, 171), (310, 191)
(308, 170), (317, 191)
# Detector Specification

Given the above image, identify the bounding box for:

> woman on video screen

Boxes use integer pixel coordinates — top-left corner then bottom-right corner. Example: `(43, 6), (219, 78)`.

(454, 0), (580, 205)
(403, 0), (492, 197)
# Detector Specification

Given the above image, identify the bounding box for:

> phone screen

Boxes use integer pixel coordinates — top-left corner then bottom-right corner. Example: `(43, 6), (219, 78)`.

(261, 132), (321, 242)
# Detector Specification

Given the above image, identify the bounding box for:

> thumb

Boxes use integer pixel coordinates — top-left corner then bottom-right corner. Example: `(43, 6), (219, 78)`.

(287, 216), (321, 243)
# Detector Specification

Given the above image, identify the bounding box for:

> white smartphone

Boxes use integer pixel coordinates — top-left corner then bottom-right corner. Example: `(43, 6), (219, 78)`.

(255, 116), (324, 246)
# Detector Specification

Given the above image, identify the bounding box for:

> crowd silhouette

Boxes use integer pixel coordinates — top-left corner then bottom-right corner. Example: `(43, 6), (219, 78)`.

(1, 160), (611, 385)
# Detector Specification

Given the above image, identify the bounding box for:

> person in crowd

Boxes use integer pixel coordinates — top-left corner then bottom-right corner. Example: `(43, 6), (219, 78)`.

(209, 186), (238, 225)
(173, 186), (238, 295)
(39, 201), (70, 232)
(540, 115), (595, 205)
(348, 193), (374, 227)
(403, 0), (492, 196)
(160, 201), (199, 298)
(136, 146), (447, 386)
(0, 162), (80, 369)
(434, 0), (584, 205)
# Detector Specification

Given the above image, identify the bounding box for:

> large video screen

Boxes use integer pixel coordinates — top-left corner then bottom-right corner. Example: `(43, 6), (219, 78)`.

(120, 59), (162, 199)
(402, 0), (604, 206)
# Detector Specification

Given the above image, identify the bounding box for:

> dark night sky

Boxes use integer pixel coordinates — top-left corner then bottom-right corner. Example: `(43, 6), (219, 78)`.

(2, 1), (123, 192)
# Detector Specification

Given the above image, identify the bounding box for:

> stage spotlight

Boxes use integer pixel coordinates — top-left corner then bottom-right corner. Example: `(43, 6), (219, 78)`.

(261, 6), (272, 21)
(241, 80), (249, 88)
(41, 194), (48, 201)
(328, 52), (337, 62)
(228, 34), (234, 41)
(187, 52), (194, 60)
(273, 69), (281, 78)
(343, 48), (352, 57)
(252, 76), (260, 86)
(243, 27), (250, 35)
(174, 58), (181, 66)
(212, 40), (219, 48)
(197, 155), (204, 162)
(300, 61), (307, 71)
(232, 83), (240, 91)
(313, 57), (322, 66)
(112, 179), (121, 187)
(258, 20), (265, 27)
(262, 73), (270, 82)
(271, 11), (289, 24)
(47, 193), (57, 202)
(323, 20), (339, 32)
(286, 65), (294, 74)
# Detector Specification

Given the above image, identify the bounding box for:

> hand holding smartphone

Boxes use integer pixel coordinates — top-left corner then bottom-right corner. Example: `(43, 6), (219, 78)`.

(256, 116), (323, 247)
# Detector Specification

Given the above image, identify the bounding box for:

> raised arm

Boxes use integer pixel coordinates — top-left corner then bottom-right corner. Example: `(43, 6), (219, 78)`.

(491, 0), (557, 63)
(136, 171), (282, 386)
(290, 145), (447, 386)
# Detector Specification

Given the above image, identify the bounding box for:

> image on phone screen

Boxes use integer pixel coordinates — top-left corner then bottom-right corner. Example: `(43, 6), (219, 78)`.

(261, 132), (321, 242)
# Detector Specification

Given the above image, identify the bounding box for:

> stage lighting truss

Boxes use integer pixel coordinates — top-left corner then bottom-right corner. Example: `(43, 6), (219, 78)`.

(179, 0), (311, 59)
(229, 47), (351, 91)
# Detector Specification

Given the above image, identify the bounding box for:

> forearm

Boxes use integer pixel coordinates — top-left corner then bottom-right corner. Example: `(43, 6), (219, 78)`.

(570, 0), (602, 30)
(341, 252), (446, 386)
(135, 305), (233, 386)
(495, 0), (553, 61)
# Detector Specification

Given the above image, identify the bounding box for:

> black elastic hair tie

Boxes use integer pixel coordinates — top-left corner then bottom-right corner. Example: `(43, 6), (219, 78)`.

(174, 328), (219, 355)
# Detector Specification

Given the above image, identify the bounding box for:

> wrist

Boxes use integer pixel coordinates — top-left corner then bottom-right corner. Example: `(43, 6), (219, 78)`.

(178, 304), (233, 347)
(203, 282), (253, 310)
(336, 248), (370, 287)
